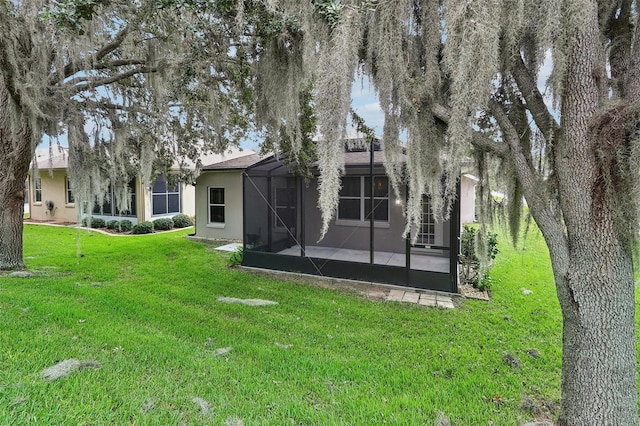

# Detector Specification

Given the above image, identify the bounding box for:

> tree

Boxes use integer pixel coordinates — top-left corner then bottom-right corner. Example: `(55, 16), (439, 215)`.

(249, 0), (640, 424)
(0, 0), (256, 270)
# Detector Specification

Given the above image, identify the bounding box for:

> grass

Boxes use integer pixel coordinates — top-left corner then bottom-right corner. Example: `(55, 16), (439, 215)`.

(1, 224), (566, 424)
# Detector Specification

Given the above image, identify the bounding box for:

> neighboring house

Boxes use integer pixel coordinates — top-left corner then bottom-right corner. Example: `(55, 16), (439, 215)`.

(27, 147), (252, 224)
(198, 137), (477, 293)
(27, 149), (79, 223)
(194, 153), (266, 241)
(460, 174), (478, 224)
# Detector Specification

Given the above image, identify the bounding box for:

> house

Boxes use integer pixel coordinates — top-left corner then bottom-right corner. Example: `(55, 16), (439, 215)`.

(27, 147), (253, 224)
(198, 137), (478, 293)
(193, 153), (266, 240)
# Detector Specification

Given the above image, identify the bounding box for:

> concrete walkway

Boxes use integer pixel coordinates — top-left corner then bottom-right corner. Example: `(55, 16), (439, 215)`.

(385, 289), (456, 308)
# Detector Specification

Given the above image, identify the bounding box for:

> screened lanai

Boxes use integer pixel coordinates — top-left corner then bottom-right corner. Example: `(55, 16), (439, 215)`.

(241, 146), (460, 293)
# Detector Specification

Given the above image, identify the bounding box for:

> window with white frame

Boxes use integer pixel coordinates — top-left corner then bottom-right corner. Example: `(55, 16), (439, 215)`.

(208, 187), (225, 224)
(34, 177), (42, 203)
(416, 196), (436, 246)
(337, 176), (389, 222)
(152, 175), (181, 215)
(65, 177), (75, 204)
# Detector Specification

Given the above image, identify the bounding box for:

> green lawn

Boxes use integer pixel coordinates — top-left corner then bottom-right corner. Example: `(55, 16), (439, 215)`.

(2, 224), (566, 424)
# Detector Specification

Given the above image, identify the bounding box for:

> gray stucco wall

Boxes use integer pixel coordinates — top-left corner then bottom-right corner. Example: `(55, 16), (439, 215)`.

(303, 177), (408, 253)
(194, 171), (244, 241)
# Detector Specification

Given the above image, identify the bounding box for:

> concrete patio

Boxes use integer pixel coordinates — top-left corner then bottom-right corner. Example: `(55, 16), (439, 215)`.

(385, 289), (456, 308)
(277, 245), (450, 273)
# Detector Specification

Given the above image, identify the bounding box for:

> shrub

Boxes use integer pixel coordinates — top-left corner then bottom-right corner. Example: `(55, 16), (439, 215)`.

(132, 221), (154, 234)
(118, 220), (133, 232)
(106, 220), (119, 230)
(228, 247), (243, 267)
(82, 217), (106, 228)
(172, 214), (193, 228)
(153, 217), (174, 231)
(459, 225), (499, 291)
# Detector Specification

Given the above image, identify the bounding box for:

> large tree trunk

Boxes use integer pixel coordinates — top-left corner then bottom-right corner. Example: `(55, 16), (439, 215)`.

(552, 3), (638, 424)
(0, 81), (34, 271)
(557, 231), (637, 425)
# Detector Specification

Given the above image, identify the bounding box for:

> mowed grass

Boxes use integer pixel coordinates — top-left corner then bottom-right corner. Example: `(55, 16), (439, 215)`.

(1, 224), (566, 424)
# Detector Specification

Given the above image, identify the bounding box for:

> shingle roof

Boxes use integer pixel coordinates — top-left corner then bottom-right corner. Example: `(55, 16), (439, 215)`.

(201, 153), (267, 171)
(32, 148), (69, 170)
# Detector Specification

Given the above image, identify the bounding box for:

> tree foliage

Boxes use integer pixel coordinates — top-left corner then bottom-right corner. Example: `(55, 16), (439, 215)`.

(240, 0), (640, 424)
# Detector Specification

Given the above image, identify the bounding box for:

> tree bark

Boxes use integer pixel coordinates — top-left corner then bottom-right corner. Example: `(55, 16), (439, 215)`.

(0, 79), (33, 271)
(552, 3), (639, 424)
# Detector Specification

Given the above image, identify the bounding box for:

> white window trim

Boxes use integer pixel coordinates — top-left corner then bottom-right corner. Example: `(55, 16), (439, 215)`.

(33, 177), (42, 204)
(65, 176), (75, 206)
(336, 176), (390, 225)
(208, 187), (225, 225)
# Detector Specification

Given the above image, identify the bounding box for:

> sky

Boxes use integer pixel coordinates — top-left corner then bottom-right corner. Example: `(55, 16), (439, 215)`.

(38, 75), (385, 154)
(240, 75), (384, 151)
(38, 56), (555, 154)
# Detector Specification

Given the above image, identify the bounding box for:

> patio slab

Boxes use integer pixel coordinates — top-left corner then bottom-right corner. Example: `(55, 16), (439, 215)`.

(385, 290), (456, 309)
(277, 245), (449, 273)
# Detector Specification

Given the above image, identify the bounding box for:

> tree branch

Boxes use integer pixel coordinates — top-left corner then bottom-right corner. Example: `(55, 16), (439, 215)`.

(69, 66), (156, 93)
(62, 26), (130, 79)
(490, 99), (567, 248)
(510, 55), (559, 143)
(94, 59), (147, 69)
(471, 131), (508, 156)
(432, 103), (451, 124)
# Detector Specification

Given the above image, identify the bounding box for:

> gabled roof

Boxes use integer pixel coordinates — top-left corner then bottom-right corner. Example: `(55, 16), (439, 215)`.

(201, 152), (267, 171)
(30, 146), (255, 172)
(32, 147), (70, 170)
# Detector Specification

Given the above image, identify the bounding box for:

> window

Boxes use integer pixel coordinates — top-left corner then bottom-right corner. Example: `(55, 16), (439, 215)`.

(274, 187), (296, 230)
(208, 188), (225, 223)
(152, 175), (181, 215)
(65, 177), (75, 204)
(34, 178), (42, 203)
(416, 196), (436, 246)
(337, 176), (389, 222)
(93, 179), (137, 216)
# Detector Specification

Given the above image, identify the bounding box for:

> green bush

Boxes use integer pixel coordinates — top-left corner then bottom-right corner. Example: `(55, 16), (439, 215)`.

(118, 220), (133, 232)
(153, 217), (174, 231)
(172, 214), (193, 228)
(459, 225), (499, 291)
(228, 247), (243, 267)
(106, 220), (119, 230)
(132, 221), (154, 234)
(82, 217), (106, 228)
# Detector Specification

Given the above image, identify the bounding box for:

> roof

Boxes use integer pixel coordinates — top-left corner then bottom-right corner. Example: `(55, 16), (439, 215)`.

(30, 146), (255, 172)
(32, 148), (69, 170)
(175, 146), (254, 170)
(201, 152), (267, 171)
(343, 150), (406, 167)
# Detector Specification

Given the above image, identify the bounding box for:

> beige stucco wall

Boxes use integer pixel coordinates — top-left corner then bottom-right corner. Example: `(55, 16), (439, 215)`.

(460, 175), (477, 225)
(29, 170), (78, 223)
(194, 170), (244, 241)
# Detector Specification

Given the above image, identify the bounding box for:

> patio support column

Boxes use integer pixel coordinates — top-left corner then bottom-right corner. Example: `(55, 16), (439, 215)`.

(299, 176), (305, 257)
(242, 172), (247, 255)
(369, 138), (375, 265)
(405, 183), (411, 286)
(267, 172), (272, 252)
(449, 175), (461, 293)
